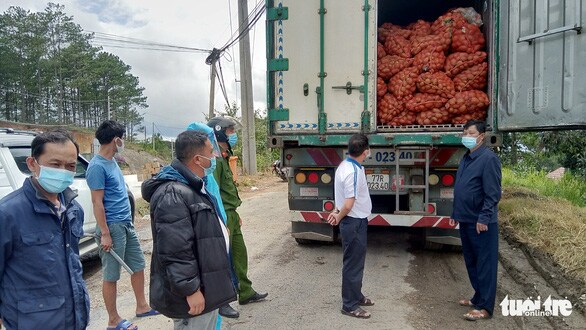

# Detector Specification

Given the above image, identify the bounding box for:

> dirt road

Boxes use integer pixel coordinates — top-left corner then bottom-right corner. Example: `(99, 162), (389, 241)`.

(83, 177), (586, 329)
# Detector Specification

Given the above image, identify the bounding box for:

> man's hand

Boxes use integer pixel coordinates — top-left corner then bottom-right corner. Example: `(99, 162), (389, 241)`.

(187, 289), (205, 315)
(476, 222), (488, 234)
(327, 212), (340, 226)
(100, 232), (113, 252)
(449, 219), (457, 227)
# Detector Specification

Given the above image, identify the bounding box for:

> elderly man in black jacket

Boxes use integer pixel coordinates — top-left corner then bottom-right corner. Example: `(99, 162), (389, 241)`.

(141, 130), (236, 329)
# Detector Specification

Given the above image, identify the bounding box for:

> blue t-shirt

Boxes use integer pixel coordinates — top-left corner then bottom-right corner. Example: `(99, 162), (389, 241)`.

(86, 155), (131, 223)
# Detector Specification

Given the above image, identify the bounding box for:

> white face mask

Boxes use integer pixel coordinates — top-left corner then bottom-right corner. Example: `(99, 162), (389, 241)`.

(365, 149), (371, 158)
(116, 138), (125, 153)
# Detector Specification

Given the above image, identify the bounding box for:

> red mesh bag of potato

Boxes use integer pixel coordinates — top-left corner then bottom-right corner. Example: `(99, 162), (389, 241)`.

(416, 107), (452, 125)
(378, 27), (392, 43)
(445, 90), (490, 115)
(431, 11), (467, 34)
(416, 72), (455, 99)
(377, 55), (413, 80)
(381, 23), (412, 39)
(385, 35), (412, 59)
(389, 111), (417, 126)
(411, 32), (451, 55)
(413, 50), (446, 73)
(377, 42), (387, 59)
(452, 110), (487, 124)
(377, 77), (387, 98)
(453, 62), (488, 92)
(407, 19), (431, 39)
(377, 93), (404, 124)
(451, 23), (485, 53)
(444, 51), (486, 77)
(388, 67), (419, 99)
(405, 93), (448, 113)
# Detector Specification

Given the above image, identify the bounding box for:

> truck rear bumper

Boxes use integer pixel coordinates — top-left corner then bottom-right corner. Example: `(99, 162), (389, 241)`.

(293, 211), (459, 229)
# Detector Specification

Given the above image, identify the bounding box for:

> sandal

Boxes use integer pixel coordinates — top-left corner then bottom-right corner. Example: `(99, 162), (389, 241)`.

(341, 307), (371, 319)
(106, 319), (138, 330)
(463, 309), (490, 321)
(359, 297), (375, 306)
(458, 299), (474, 307)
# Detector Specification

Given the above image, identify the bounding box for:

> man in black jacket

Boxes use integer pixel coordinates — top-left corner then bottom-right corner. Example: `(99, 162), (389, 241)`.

(141, 130), (236, 329)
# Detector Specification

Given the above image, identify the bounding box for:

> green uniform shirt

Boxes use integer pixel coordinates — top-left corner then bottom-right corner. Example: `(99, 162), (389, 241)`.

(213, 155), (242, 211)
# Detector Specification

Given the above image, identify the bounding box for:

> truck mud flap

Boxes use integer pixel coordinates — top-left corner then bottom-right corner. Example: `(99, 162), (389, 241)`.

(291, 221), (335, 242)
(424, 227), (461, 249)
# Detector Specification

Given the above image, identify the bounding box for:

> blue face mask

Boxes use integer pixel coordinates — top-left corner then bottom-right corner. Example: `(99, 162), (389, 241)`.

(461, 136), (478, 150)
(36, 165), (75, 193)
(228, 133), (238, 147)
(198, 155), (216, 176)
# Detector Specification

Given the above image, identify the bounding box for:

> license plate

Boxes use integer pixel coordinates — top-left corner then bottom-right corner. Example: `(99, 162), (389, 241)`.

(367, 174), (390, 191)
(364, 149), (420, 165)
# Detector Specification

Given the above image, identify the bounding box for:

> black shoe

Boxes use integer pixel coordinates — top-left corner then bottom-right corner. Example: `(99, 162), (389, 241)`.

(219, 304), (240, 318)
(239, 292), (268, 305)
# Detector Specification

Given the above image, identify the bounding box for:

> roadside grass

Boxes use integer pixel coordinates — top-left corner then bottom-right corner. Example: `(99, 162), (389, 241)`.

(500, 169), (586, 283)
(502, 168), (586, 207)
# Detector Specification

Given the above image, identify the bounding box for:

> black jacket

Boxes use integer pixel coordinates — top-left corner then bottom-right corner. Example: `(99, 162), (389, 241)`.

(141, 159), (236, 319)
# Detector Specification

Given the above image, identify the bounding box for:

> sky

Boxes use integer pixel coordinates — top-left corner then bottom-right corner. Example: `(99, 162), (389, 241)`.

(0, 0), (267, 139)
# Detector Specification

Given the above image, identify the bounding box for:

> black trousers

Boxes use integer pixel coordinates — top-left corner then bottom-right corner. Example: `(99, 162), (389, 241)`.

(339, 216), (368, 311)
(459, 222), (499, 315)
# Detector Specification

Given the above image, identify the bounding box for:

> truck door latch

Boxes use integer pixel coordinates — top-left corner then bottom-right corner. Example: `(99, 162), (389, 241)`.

(332, 81), (363, 95)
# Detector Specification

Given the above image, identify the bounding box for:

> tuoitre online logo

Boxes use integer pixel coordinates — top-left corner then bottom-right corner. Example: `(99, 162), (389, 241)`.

(500, 295), (573, 317)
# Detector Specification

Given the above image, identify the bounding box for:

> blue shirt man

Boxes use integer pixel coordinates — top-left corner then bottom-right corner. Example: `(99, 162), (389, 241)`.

(0, 130), (89, 329)
(451, 120), (501, 321)
(87, 120), (156, 330)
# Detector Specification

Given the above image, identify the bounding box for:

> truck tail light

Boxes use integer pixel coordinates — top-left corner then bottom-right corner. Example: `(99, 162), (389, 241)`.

(295, 172), (307, 184)
(427, 203), (436, 214)
(321, 173), (332, 184)
(428, 174), (440, 185)
(323, 200), (335, 212)
(308, 172), (319, 184)
(441, 174), (455, 186)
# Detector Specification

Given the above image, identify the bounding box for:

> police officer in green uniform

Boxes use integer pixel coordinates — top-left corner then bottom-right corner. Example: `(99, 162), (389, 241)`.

(208, 117), (268, 317)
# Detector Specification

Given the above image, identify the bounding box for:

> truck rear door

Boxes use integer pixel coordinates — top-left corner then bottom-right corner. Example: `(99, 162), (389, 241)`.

(269, 0), (375, 134)
(498, 0), (586, 131)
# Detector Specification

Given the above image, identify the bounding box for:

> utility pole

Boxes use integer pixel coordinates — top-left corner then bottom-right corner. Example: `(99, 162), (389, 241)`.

(206, 48), (221, 120)
(152, 122), (155, 150)
(238, 0), (257, 174)
(208, 64), (216, 119)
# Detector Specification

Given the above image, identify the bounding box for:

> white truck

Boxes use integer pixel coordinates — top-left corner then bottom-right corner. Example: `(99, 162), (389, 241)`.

(265, 0), (585, 247)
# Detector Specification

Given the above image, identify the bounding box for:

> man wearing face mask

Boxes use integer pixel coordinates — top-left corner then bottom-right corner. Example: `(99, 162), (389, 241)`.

(141, 130), (236, 329)
(450, 120), (502, 321)
(327, 133), (374, 319)
(87, 120), (156, 330)
(207, 117), (268, 308)
(0, 129), (90, 329)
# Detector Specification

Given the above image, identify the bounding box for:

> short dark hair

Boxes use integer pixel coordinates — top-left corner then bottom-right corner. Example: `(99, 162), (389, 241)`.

(463, 120), (486, 133)
(348, 133), (369, 157)
(95, 120), (125, 144)
(31, 129), (80, 159)
(176, 130), (208, 163)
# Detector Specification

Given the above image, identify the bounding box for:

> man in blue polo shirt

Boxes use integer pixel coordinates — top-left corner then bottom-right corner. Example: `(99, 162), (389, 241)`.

(87, 120), (158, 330)
(451, 120), (502, 321)
(327, 133), (374, 319)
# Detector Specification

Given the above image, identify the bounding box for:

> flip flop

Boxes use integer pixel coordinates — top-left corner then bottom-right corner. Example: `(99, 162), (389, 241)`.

(106, 319), (138, 330)
(463, 309), (491, 321)
(136, 309), (160, 317)
(458, 299), (474, 307)
(359, 297), (375, 306)
(341, 307), (371, 319)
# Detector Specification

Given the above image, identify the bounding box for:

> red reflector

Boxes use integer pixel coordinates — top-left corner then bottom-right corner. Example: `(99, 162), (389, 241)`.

(441, 174), (455, 186)
(308, 172), (319, 183)
(427, 204), (436, 214)
(324, 201), (335, 212)
(286, 154), (293, 160)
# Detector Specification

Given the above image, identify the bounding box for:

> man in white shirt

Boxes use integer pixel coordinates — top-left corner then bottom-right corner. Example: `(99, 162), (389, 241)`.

(327, 133), (374, 319)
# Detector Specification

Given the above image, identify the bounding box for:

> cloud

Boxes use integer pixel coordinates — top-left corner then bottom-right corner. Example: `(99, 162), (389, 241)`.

(76, 0), (146, 27)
